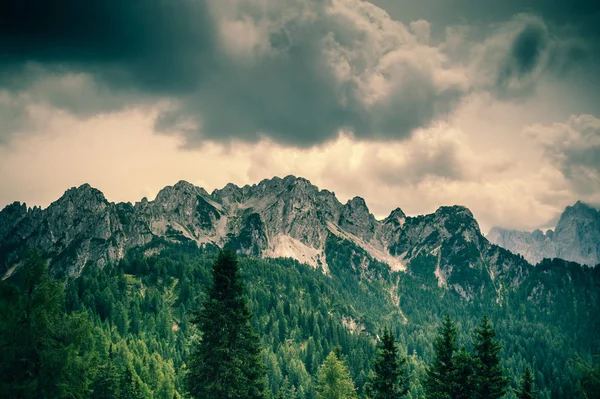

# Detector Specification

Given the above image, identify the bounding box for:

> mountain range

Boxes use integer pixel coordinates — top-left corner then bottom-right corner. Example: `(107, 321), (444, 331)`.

(2, 176), (600, 398)
(488, 201), (600, 266)
(1, 175), (597, 301)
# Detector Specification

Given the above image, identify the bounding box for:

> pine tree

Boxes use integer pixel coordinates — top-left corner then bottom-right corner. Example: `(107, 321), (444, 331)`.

(119, 365), (145, 399)
(472, 315), (508, 399)
(424, 314), (458, 399)
(452, 346), (476, 399)
(187, 249), (266, 399)
(315, 351), (358, 399)
(515, 367), (536, 399)
(365, 327), (409, 399)
(277, 376), (300, 399)
(92, 345), (120, 399)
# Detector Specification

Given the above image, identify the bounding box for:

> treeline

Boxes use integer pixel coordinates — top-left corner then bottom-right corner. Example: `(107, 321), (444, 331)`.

(0, 246), (599, 398)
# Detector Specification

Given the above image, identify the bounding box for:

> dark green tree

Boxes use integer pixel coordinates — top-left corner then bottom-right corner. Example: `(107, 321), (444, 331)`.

(365, 327), (409, 399)
(92, 345), (120, 399)
(119, 365), (145, 399)
(573, 356), (600, 399)
(0, 250), (93, 399)
(315, 351), (358, 399)
(187, 249), (266, 398)
(472, 315), (508, 399)
(515, 367), (536, 399)
(452, 346), (476, 399)
(424, 314), (458, 399)
(277, 376), (300, 399)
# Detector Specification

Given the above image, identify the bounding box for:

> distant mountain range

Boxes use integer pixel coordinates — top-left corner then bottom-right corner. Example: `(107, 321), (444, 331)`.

(488, 201), (600, 266)
(1, 175), (535, 301)
(1, 176), (597, 302)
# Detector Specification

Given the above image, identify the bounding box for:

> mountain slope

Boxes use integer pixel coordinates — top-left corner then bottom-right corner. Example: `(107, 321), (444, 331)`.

(489, 201), (600, 266)
(1, 176), (529, 299)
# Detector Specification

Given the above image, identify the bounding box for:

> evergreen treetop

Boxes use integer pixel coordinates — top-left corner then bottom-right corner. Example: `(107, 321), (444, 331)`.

(472, 315), (509, 399)
(187, 249), (266, 399)
(424, 314), (458, 399)
(365, 327), (409, 399)
(316, 351), (358, 399)
(515, 367), (536, 399)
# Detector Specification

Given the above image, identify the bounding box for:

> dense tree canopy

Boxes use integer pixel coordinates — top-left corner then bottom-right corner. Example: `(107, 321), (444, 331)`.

(0, 250), (93, 399)
(0, 241), (598, 398)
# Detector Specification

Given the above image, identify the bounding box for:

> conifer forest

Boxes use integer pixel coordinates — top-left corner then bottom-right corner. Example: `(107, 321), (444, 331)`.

(1, 241), (599, 398)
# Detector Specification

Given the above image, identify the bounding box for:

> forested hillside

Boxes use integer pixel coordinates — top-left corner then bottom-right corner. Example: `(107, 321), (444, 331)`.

(1, 236), (599, 398)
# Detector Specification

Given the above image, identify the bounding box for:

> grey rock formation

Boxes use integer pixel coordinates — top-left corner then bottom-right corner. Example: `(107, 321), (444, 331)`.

(1, 175), (533, 301)
(488, 201), (600, 266)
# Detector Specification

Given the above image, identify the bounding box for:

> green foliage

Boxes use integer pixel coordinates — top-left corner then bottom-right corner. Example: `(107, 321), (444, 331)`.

(573, 356), (600, 399)
(316, 351), (358, 399)
(91, 346), (120, 399)
(2, 238), (598, 399)
(515, 367), (536, 399)
(424, 314), (459, 399)
(120, 365), (146, 399)
(0, 250), (94, 398)
(187, 249), (266, 399)
(364, 327), (409, 399)
(472, 315), (509, 399)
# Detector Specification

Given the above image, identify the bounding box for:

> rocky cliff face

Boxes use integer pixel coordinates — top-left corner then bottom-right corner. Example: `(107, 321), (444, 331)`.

(488, 201), (600, 266)
(1, 176), (532, 299)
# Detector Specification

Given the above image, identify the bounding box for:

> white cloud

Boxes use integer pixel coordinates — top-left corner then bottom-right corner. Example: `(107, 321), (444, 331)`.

(525, 114), (600, 204)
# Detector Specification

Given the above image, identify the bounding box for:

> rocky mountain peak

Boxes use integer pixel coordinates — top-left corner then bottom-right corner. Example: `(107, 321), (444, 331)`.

(434, 205), (481, 236)
(338, 196), (377, 241)
(52, 183), (108, 211)
(559, 201), (598, 222)
(155, 180), (209, 203)
(0, 202), (29, 242)
(384, 207), (406, 225)
(489, 201), (600, 266)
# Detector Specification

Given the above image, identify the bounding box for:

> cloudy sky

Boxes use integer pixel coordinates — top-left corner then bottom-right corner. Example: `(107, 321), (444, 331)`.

(1, 0), (599, 233)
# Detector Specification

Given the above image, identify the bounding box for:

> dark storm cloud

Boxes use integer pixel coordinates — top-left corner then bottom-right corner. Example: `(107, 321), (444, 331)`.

(371, 0), (600, 38)
(0, 0), (467, 147)
(510, 24), (547, 76)
(495, 19), (549, 97)
(1, 0), (597, 147)
(0, 0), (216, 95)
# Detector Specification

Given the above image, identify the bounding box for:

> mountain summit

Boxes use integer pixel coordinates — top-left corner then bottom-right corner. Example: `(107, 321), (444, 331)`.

(488, 201), (600, 266)
(1, 176), (529, 299)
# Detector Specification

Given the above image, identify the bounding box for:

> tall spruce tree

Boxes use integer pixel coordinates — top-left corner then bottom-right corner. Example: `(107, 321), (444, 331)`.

(515, 367), (536, 399)
(472, 315), (508, 399)
(365, 327), (409, 399)
(424, 314), (458, 399)
(452, 346), (476, 399)
(316, 351), (358, 399)
(187, 249), (266, 399)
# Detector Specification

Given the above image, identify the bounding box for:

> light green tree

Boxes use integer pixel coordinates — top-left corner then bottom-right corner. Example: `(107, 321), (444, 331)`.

(316, 351), (358, 399)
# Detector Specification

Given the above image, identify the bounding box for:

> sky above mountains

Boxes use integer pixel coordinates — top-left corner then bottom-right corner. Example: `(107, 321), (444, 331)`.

(1, 0), (599, 232)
